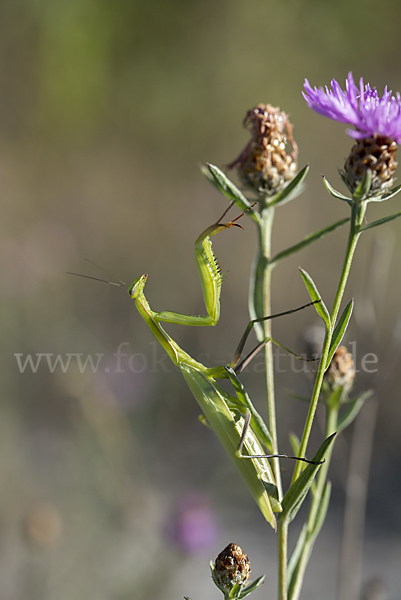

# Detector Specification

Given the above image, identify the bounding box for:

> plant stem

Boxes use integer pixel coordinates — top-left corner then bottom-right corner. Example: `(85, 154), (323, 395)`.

(251, 202), (282, 500)
(277, 519), (289, 600)
(292, 200), (366, 484)
(287, 199), (367, 600)
(307, 402), (338, 529)
(287, 403), (339, 600)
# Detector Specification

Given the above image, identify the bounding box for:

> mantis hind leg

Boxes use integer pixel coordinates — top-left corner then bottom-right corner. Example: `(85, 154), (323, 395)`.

(229, 301), (320, 374)
(237, 412), (323, 465)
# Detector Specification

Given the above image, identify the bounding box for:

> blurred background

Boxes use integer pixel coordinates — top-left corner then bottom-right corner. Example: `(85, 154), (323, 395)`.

(2, 0), (401, 598)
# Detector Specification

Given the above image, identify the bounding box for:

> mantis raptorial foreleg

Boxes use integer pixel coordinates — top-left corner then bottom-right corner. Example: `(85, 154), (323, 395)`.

(151, 201), (246, 327)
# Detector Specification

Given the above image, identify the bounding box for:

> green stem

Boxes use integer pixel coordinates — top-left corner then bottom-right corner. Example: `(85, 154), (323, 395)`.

(288, 199), (367, 600)
(251, 202), (285, 600)
(251, 203), (282, 499)
(292, 201), (366, 484)
(307, 403), (338, 529)
(288, 403), (339, 600)
(277, 519), (289, 600)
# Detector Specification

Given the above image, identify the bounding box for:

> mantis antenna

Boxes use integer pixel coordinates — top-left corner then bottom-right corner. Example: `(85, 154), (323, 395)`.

(66, 258), (126, 286)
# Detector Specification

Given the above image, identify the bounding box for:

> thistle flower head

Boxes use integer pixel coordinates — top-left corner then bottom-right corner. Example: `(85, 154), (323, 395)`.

(303, 73), (401, 143)
(303, 74), (400, 196)
(228, 104), (298, 196)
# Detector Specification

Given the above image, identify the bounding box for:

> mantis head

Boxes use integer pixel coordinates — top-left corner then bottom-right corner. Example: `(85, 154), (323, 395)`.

(128, 274), (148, 299)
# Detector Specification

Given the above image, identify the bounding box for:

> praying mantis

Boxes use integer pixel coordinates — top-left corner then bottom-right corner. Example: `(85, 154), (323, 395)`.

(69, 203), (326, 530)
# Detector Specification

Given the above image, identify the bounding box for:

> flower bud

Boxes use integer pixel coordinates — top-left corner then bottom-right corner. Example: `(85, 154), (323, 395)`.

(228, 104), (298, 196)
(212, 543), (251, 593)
(325, 345), (355, 396)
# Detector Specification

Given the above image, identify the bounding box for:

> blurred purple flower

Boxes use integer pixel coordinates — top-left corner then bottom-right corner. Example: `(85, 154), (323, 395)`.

(166, 492), (218, 553)
(303, 73), (401, 142)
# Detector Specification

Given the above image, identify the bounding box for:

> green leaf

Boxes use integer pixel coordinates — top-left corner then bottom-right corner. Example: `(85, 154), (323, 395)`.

(360, 209), (401, 232)
(325, 299), (354, 369)
(201, 164), (219, 187)
(238, 576), (266, 599)
(312, 479), (332, 538)
(281, 433), (336, 523)
(353, 170), (372, 203)
(198, 414), (212, 429)
(326, 385), (345, 411)
(268, 165), (309, 207)
(229, 584), (242, 598)
(367, 184), (401, 202)
(299, 268), (331, 329)
(289, 432), (301, 456)
(205, 164), (259, 223)
(271, 217), (349, 264)
(286, 391), (312, 403)
(322, 176), (352, 204)
(337, 390), (373, 433)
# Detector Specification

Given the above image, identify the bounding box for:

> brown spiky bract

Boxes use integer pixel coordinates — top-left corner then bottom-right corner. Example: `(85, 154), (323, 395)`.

(212, 543), (251, 592)
(229, 104), (298, 196)
(341, 135), (398, 196)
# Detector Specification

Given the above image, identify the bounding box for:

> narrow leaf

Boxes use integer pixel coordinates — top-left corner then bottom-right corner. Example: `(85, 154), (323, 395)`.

(325, 299), (354, 369)
(353, 170), (372, 203)
(286, 391), (312, 403)
(360, 209), (401, 232)
(269, 165), (309, 207)
(238, 575), (266, 599)
(368, 184), (401, 203)
(206, 164), (259, 223)
(299, 268), (331, 329)
(271, 218), (349, 264)
(326, 385), (345, 412)
(322, 176), (352, 204)
(337, 390), (373, 433)
(289, 432), (301, 456)
(229, 584), (242, 598)
(312, 479), (332, 538)
(198, 414), (212, 429)
(281, 433), (336, 523)
(200, 164), (219, 187)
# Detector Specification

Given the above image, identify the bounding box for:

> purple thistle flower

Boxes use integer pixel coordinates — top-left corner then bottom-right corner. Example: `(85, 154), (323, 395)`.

(166, 492), (218, 553)
(303, 73), (401, 143)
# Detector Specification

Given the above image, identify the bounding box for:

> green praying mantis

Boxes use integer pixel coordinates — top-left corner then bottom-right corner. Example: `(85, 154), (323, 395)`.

(69, 203), (325, 530)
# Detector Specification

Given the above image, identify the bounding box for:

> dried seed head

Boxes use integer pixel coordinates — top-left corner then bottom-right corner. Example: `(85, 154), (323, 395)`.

(212, 543), (251, 593)
(228, 104), (298, 196)
(340, 135), (398, 196)
(326, 345), (355, 396)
